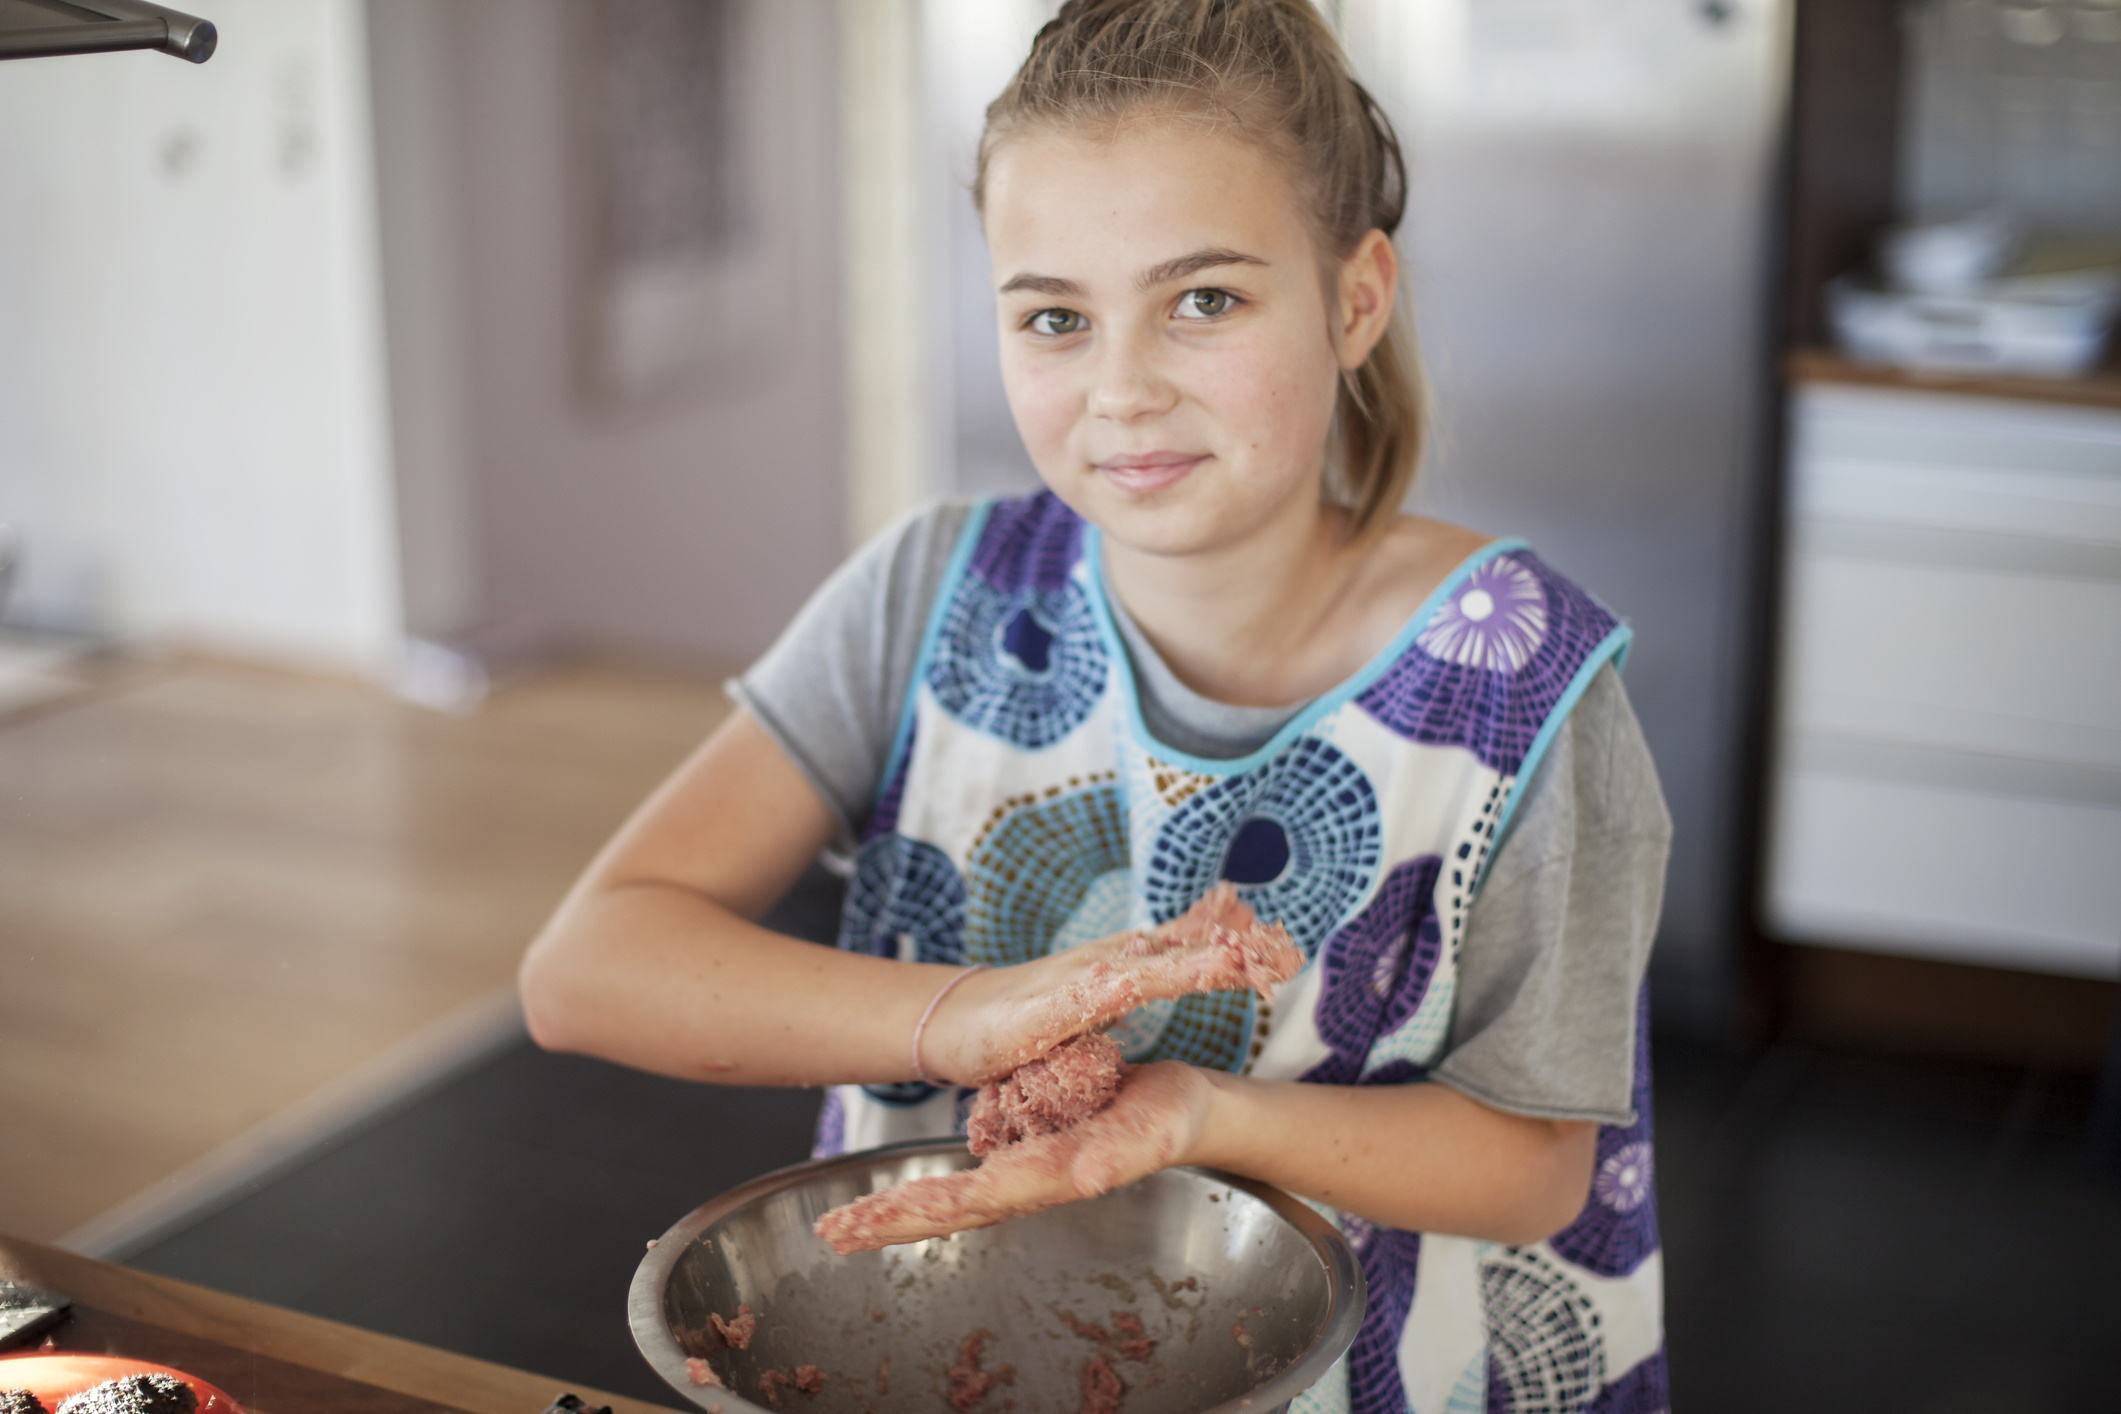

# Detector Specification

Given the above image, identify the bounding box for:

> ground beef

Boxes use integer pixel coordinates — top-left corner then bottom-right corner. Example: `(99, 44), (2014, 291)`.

(1111, 1313), (1154, 1364)
(685, 1359), (723, 1388)
(1118, 884), (1302, 1002)
(708, 1303), (757, 1350)
(966, 1033), (1123, 1156)
(1079, 1355), (1124, 1414)
(945, 1331), (1002, 1412)
(876, 1356), (890, 1395)
(56, 1377), (194, 1414)
(757, 1370), (789, 1407)
(1230, 1322), (1252, 1351)
(1057, 1311), (1111, 1344)
(791, 1367), (825, 1395)
(1, 1392), (46, 1414)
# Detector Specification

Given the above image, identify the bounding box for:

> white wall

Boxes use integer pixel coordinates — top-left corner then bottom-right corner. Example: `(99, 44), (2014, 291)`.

(369, 0), (847, 667)
(0, 0), (401, 672)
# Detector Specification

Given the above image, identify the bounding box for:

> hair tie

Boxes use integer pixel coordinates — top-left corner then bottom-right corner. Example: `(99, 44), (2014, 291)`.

(912, 964), (989, 1085)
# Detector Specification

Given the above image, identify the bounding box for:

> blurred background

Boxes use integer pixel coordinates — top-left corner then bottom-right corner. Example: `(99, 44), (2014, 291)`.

(0, 1), (2116, 1411)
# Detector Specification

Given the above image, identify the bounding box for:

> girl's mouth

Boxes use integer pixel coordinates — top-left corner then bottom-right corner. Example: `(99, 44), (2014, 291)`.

(1095, 453), (1206, 494)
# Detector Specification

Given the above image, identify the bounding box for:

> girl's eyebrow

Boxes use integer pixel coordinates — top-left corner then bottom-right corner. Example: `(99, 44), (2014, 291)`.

(998, 272), (1085, 297)
(1136, 247), (1266, 290)
(997, 247), (1267, 299)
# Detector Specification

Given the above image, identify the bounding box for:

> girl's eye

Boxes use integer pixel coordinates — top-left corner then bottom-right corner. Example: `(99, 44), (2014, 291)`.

(1028, 308), (1086, 336)
(1176, 288), (1235, 320)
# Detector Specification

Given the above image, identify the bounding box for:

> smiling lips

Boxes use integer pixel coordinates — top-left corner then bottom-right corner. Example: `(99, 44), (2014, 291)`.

(1096, 452), (1205, 494)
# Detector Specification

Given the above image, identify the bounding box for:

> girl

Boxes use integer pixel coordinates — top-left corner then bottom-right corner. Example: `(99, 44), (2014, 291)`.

(521, 2), (1672, 1410)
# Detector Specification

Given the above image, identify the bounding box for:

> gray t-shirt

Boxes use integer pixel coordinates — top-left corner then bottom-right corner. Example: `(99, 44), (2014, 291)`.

(733, 503), (1670, 1125)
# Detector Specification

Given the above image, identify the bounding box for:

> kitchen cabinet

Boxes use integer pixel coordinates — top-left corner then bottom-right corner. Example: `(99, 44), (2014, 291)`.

(1766, 366), (2121, 978)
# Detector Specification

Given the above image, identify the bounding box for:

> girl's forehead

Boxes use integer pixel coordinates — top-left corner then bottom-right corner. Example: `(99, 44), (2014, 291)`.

(982, 123), (1312, 279)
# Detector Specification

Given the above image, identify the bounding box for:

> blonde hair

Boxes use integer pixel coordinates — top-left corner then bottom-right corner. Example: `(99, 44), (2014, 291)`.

(973, 0), (1424, 534)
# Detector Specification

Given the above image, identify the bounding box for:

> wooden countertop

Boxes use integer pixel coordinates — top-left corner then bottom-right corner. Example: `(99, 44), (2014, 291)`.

(0, 1237), (683, 1414)
(1787, 346), (2121, 413)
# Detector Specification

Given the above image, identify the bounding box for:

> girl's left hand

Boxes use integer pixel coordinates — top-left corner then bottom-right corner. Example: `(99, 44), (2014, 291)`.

(815, 1061), (1213, 1254)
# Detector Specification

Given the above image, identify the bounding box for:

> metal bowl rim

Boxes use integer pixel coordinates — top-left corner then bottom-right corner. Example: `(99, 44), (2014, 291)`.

(629, 1138), (1367, 1414)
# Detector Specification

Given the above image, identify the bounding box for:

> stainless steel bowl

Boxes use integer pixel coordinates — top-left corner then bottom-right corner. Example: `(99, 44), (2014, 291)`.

(630, 1140), (1365, 1414)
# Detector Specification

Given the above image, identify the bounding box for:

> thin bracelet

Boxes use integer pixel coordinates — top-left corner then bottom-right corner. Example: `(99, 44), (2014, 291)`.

(912, 963), (988, 1085)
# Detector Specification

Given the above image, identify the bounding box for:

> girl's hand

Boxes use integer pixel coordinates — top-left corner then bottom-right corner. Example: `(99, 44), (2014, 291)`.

(916, 884), (1300, 1086)
(815, 1061), (1212, 1254)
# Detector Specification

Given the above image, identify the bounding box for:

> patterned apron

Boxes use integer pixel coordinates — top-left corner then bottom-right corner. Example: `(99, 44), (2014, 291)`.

(813, 492), (1666, 1414)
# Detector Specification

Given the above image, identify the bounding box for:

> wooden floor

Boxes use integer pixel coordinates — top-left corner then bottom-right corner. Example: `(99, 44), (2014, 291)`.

(0, 654), (732, 1243)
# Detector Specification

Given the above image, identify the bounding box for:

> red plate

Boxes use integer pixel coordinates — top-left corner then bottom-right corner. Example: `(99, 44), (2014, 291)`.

(0, 1354), (242, 1414)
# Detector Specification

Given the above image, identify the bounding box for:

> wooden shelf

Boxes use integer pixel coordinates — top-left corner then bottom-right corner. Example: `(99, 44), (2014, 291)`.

(1787, 346), (2121, 414)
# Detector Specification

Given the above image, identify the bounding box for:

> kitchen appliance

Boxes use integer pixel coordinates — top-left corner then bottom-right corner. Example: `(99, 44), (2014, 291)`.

(629, 1141), (1364, 1414)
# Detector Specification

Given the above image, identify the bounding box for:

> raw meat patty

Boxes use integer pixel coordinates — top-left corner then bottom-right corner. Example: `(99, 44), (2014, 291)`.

(966, 1033), (1123, 1156)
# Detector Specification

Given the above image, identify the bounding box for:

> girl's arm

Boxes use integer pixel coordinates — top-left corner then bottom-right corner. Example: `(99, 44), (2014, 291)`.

(521, 709), (1284, 1089)
(820, 1062), (1595, 1252)
(519, 709), (959, 1086)
(1187, 1070), (1597, 1246)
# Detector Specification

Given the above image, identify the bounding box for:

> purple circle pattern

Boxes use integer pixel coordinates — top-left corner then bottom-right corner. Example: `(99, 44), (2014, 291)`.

(1358, 550), (1621, 778)
(1547, 985), (1659, 1279)
(1417, 554), (1549, 673)
(1302, 857), (1444, 1085)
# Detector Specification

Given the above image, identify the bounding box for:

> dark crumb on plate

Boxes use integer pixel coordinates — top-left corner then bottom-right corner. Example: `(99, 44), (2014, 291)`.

(57, 1376), (195, 1414)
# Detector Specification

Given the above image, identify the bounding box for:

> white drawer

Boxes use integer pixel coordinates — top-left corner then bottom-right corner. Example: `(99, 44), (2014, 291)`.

(1768, 769), (2121, 979)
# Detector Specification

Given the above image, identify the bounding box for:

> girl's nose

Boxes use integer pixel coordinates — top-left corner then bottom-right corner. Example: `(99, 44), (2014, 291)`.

(1086, 328), (1175, 423)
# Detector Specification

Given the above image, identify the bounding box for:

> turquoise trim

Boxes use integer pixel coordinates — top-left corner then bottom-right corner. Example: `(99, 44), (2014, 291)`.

(870, 499), (996, 811)
(1080, 528), (1533, 778)
(1483, 623), (1634, 864)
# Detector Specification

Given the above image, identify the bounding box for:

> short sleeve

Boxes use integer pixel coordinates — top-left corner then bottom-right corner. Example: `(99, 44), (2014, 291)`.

(1429, 665), (1671, 1126)
(730, 501), (975, 853)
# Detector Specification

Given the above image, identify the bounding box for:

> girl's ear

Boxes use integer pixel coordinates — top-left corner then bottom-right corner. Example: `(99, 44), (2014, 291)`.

(1335, 229), (1397, 371)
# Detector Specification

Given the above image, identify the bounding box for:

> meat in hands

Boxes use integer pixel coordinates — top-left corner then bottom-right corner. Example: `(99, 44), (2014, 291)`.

(975, 882), (1303, 1079)
(816, 888), (1299, 1254)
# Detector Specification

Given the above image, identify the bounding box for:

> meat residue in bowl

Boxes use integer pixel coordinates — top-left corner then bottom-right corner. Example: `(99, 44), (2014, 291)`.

(1078, 1355), (1124, 1414)
(684, 1358), (722, 1389)
(944, 1331), (1012, 1412)
(708, 1303), (757, 1350)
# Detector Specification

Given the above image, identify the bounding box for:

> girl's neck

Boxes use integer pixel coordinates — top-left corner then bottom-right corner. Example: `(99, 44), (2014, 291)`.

(1100, 495), (1371, 710)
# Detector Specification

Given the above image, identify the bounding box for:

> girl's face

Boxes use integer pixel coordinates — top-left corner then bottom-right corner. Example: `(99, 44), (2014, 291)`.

(982, 121), (1392, 559)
